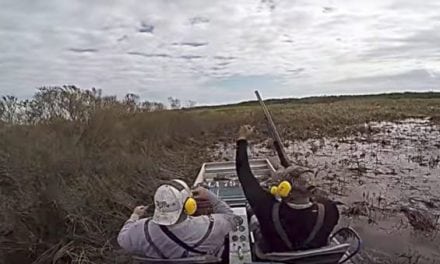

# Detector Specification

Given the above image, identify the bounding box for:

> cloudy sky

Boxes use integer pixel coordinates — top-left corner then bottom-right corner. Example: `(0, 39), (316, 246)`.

(1, 0), (439, 105)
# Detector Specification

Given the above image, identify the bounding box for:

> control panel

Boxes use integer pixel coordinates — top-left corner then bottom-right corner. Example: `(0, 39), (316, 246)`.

(229, 207), (252, 264)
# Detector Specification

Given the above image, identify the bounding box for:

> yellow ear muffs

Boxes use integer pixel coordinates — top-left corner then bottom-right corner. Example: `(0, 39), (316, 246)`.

(184, 197), (197, 215)
(270, 186), (279, 196)
(171, 179), (198, 216)
(277, 181), (292, 198)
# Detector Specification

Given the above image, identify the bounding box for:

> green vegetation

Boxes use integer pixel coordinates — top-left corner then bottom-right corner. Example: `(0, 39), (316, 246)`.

(0, 87), (439, 263)
(195, 91), (440, 110)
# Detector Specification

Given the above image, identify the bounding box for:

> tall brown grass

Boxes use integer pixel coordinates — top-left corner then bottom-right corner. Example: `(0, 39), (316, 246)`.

(0, 87), (251, 264)
(1, 87), (439, 263)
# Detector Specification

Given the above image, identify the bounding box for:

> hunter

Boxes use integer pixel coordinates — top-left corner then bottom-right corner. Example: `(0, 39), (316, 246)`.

(235, 125), (340, 252)
(117, 179), (235, 261)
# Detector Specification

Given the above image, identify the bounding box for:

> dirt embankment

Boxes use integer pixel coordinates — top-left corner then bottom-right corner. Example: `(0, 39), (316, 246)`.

(213, 118), (440, 264)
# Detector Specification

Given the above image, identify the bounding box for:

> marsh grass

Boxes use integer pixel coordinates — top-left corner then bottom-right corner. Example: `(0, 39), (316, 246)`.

(1, 87), (439, 263)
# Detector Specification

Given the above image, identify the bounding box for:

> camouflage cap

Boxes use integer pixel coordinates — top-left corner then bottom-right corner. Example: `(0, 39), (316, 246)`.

(274, 165), (314, 196)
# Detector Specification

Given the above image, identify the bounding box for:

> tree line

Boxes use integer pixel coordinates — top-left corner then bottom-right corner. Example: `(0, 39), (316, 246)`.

(0, 86), (196, 124)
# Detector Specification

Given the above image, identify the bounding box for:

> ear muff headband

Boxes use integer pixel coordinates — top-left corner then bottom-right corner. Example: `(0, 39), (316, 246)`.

(171, 179), (197, 215)
(172, 179), (191, 193)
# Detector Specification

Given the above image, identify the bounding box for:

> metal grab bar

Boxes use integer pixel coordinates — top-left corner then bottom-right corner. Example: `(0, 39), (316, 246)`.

(330, 227), (362, 264)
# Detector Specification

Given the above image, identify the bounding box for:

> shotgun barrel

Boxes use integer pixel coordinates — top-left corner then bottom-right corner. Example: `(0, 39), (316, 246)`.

(255, 91), (291, 168)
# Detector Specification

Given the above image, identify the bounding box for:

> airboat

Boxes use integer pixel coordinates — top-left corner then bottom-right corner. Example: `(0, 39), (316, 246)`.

(134, 159), (362, 264)
(133, 91), (362, 263)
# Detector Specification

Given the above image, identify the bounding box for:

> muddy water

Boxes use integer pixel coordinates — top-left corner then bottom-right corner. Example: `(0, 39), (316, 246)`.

(212, 118), (440, 264)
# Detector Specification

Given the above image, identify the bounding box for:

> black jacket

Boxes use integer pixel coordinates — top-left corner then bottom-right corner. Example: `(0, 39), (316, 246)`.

(236, 139), (339, 252)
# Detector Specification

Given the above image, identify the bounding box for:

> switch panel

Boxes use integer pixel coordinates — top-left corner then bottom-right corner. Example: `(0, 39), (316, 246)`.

(229, 207), (252, 264)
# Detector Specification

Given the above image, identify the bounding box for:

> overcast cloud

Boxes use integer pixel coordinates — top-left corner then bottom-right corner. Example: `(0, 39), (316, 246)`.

(0, 0), (439, 105)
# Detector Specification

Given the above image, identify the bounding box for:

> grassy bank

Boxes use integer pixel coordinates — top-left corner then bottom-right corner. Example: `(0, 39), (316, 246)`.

(0, 88), (439, 263)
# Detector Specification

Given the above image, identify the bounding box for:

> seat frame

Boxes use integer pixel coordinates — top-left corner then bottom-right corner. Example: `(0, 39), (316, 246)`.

(254, 241), (350, 264)
(132, 254), (222, 264)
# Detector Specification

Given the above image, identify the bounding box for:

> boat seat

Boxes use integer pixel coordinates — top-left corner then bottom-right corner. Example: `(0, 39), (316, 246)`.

(254, 241), (350, 264)
(132, 255), (222, 264)
(249, 214), (358, 264)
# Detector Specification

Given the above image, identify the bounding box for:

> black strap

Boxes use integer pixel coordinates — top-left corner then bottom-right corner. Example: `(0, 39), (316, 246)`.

(272, 202), (294, 250)
(179, 216), (214, 258)
(303, 203), (325, 247)
(193, 215), (215, 248)
(159, 225), (207, 255)
(144, 219), (167, 259)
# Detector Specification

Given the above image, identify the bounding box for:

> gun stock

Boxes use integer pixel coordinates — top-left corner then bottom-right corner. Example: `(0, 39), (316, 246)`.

(255, 91), (291, 168)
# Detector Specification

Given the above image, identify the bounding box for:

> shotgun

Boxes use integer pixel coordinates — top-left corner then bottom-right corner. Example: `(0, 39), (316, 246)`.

(255, 90), (291, 168)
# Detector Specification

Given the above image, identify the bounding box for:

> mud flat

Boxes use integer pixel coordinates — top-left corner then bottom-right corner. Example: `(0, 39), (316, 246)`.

(212, 118), (440, 264)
